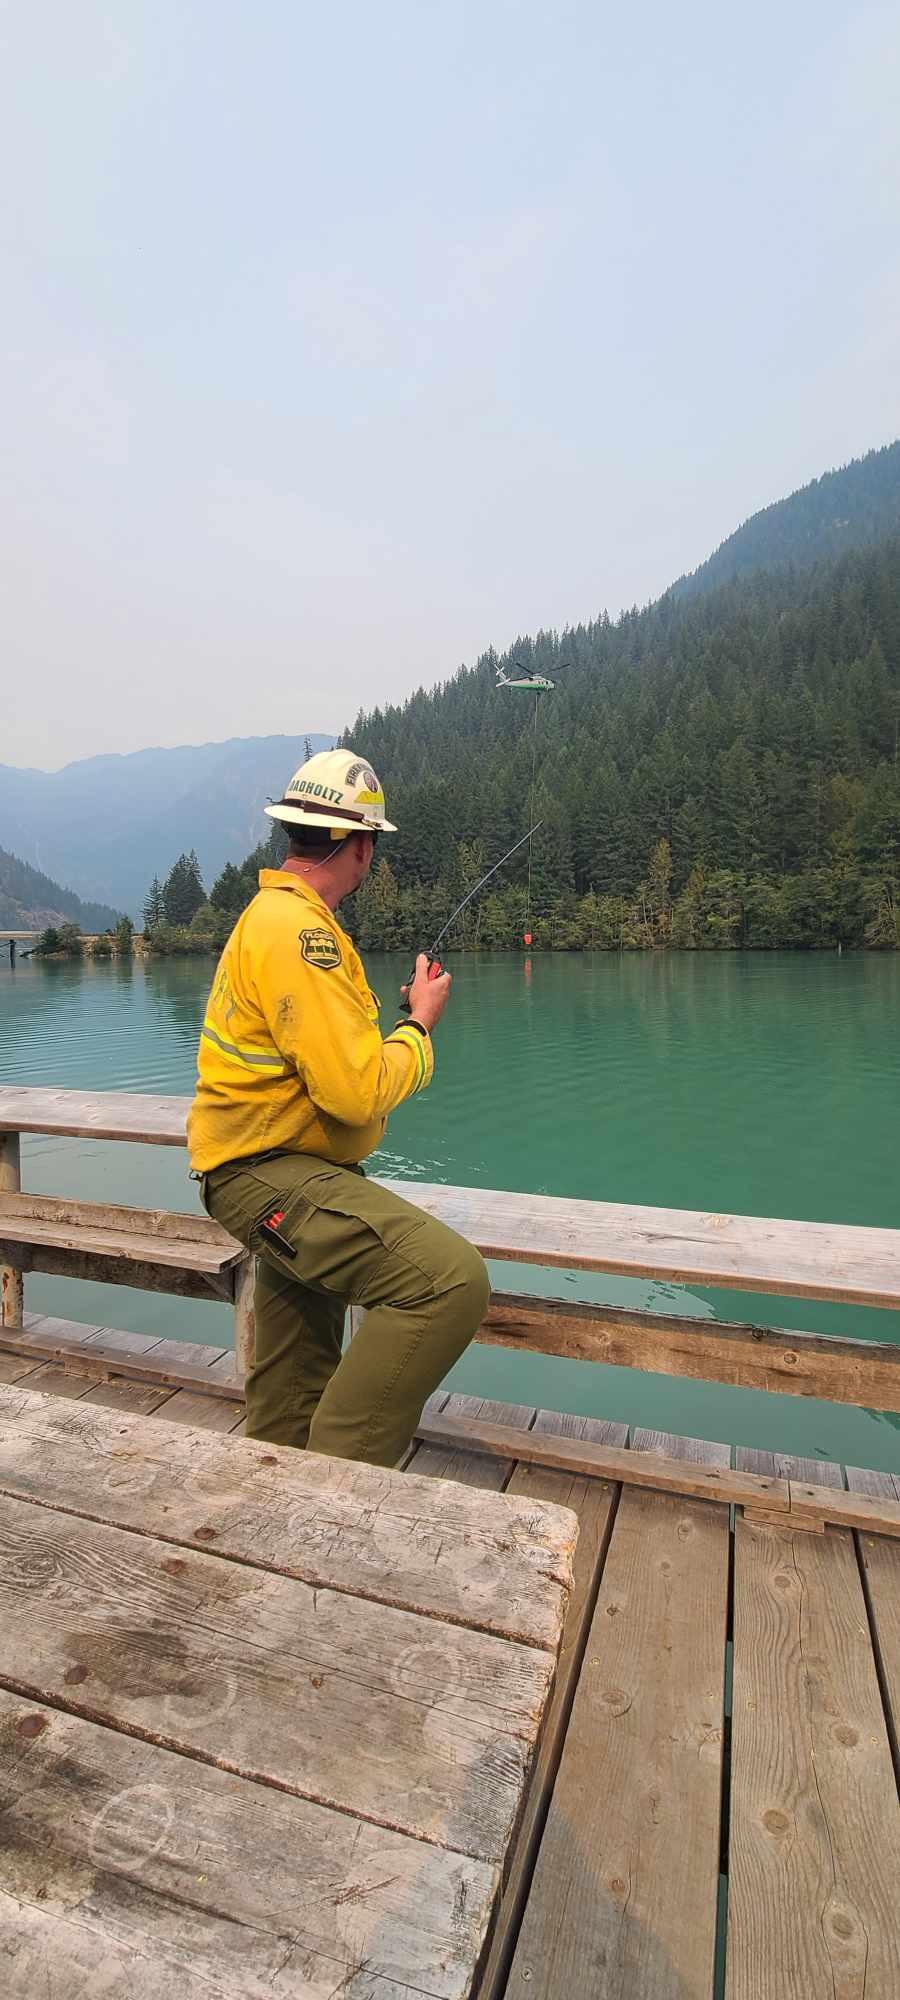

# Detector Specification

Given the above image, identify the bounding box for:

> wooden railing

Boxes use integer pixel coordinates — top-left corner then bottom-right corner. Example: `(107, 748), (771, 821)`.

(2, 1085), (900, 1415)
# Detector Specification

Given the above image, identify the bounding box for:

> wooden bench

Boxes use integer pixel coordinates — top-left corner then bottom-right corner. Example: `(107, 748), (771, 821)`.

(0, 1185), (254, 1371)
(3, 1083), (900, 1411)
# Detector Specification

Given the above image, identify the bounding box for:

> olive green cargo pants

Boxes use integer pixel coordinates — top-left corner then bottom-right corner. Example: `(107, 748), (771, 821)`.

(202, 1151), (490, 1467)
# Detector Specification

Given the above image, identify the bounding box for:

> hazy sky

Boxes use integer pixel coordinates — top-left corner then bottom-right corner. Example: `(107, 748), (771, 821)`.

(2, 2), (899, 770)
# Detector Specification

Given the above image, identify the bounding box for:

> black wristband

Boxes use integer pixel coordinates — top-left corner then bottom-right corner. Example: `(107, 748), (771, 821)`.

(395, 1017), (428, 1036)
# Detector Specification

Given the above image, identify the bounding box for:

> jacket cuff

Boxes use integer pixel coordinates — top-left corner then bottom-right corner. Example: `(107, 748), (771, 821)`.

(386, 1020), (434, 1095)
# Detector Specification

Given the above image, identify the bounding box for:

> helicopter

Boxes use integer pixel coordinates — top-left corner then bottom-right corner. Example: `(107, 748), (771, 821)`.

(495, 659), (558, 692)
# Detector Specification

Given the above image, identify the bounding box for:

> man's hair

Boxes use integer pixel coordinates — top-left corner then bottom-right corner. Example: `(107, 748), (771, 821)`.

(286, 827), (342, 858)
(286, 828), (377, 860)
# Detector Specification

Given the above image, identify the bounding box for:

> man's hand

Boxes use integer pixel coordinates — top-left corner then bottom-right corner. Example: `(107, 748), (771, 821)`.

(401, 953), (452, 1033)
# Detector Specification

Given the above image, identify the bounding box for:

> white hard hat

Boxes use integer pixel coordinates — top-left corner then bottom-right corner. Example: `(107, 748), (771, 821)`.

(265, 748), (397, 836)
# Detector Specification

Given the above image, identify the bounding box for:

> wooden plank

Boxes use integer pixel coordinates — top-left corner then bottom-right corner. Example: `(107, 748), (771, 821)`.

(631, 1425), (731, 1466)
(856, 1533), (900, 1781)
(0, 1191), (240, 1252)
(0, 1385), (578, 1651)
(0, 1130), (23, 1328)
(408, 1394), (535, 1488)
(234, 1251), (255, 1376)
(22, 1312), (111, 1350)
(3, 1086), (900, 1307)
(727, 1519), (900, 1998)
(207, 1346), (243, 1387)
(482, 1291), (900, 1411)
(476, 1409), (627, 2000)
(416, 1410), (788, 1511)
(787, 1481), (900, 1539)
(21, 1362), (96, 1403)
(155, 1387), (246, 1430)
(0, 1351), (44, 1386)
(380, 1180), (900, 1309)
(0, 1322), (239, 1398)
(506, 1431), (730, 1997)
(846, 1464), (900, 1503)
(82, 1325), (167, 1357)
(736, 1445), (844, 1487)
(0, 1193), (243, 1280)
(80, 1379), (178, 1418)
(0, 1084), (188, 1146)
(0, 1687), (497, 2000)
(0, 1487), (557, 1864)
(0, 1242), (236, 1300)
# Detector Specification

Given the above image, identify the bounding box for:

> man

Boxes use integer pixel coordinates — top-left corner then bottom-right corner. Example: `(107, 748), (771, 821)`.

(187, 747), (490, 1467)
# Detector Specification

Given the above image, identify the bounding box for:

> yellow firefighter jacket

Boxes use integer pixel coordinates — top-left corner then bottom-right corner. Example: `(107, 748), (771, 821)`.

(186, 870), (433, 1173)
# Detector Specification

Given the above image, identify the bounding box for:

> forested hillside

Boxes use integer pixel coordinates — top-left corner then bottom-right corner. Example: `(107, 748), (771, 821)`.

(0, 848), (121, 932)
(336, 537), (899, 953)
(672, 441), (900, 599)
(157, 534), (900, 956)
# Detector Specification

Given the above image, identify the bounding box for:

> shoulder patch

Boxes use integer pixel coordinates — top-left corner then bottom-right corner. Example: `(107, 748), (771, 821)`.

(299, 927), (341, 970)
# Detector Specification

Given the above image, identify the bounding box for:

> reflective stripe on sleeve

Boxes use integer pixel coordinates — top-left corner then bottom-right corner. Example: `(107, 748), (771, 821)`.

(200, 1023), (288, 1074)
(386, 1023), (428, 1093)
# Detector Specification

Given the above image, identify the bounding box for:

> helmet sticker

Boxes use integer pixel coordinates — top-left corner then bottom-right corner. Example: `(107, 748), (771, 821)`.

(345, 760), (379, 791)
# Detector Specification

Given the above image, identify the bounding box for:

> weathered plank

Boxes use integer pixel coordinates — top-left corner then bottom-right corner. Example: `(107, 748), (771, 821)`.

(20, 1362), (96, 1403)
(0, 1688), (497, 2000)
(475, 1409), (627, 2000)
(0, 1318), (239, 1398)
(0, 1385), (577, 1650)
(0, 1084), (188, 1146)
(506, 1431), (730, 1997)
(0, 1191), (237, 1251)
(0, 1191), (243, 1296)
(153, 1387), (246, 1430)
(82, 1325), (168, 1357)
(787, 1482), (900, 1539)
(416, 1410), (787, 1510)
(408, 1394), (535, 1488)
(856, 1532), (900, 1780)
(80, 1378), (178, 1418)
(0, 1130), (23, 1328)
(736, 1445), (844, 1487)
(0, 1351), (43, 1386)
(482, 1291), (900, 1410)
(20, 1313), (111, 1351)
(727, 1519), (900, 1998)
(846, 1464), (900, 1503)
(631, 1424), (731, 1466)
(0, 1487), (555, 1863)
(381, 1181), (900, 1308)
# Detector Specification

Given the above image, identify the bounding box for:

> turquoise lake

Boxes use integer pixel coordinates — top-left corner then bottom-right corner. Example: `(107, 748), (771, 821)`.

(2, 948), (898, 1470)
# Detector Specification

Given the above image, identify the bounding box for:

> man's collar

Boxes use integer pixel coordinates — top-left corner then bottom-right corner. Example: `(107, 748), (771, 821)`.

(258, 868), (332, 918)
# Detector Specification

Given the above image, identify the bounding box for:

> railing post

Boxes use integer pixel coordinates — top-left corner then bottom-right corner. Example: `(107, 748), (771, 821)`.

(0, 1131), (24, 1329)
(233, 1254), (256, 1379)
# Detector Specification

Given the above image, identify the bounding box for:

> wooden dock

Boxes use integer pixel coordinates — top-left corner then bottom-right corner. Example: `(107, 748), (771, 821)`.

(2, 1086), (900, 1995)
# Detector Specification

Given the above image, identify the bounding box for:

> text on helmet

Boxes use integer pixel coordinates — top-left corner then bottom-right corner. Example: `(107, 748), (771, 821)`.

(287, 780), (346, 803)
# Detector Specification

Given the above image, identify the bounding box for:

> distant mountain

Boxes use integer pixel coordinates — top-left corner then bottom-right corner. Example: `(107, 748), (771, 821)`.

(0, 847), (122, 933)
(672, 441), (900, 599)
(0, 734), (334, 920)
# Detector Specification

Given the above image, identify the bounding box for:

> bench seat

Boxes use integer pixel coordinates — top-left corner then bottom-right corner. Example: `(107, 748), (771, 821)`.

(0, 1193), (245, 1303)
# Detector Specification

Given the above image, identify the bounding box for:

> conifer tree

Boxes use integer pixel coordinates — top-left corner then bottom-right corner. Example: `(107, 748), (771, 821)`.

(142, 877), (165, 932)
(163, 852), (205, 926)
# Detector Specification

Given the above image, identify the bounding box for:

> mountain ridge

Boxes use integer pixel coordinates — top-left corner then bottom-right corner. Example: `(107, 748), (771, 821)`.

(0, 733), (334, 919)
(0, 846), (122, 934)
(671, 440), (900, 600)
